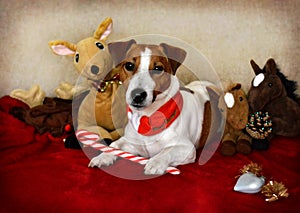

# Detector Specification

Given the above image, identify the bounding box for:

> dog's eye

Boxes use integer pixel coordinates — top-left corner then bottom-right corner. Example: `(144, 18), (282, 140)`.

(124, 62), (135, 71)
(151, 66), (164, 75)
(95, 42), (104, 50)
(75, 53), (79, 63)
(239, 97), (243, 102)
(268, 82), (273, 87)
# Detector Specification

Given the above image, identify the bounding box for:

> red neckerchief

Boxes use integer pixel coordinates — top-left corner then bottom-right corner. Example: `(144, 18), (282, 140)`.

(127, 91), (183, 136)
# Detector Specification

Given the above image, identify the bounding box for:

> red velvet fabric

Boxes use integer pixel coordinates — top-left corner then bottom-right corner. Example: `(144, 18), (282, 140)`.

(0, 96), (299, 212)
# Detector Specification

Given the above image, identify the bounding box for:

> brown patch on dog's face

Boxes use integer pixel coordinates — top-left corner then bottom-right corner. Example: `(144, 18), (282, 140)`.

(148, 51), (173, 97)
(119, 44), (174, 98)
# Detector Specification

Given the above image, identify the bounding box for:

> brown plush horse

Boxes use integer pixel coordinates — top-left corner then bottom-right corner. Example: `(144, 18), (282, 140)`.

(219, 83), (252, 156)
(248, 58), (300, 138)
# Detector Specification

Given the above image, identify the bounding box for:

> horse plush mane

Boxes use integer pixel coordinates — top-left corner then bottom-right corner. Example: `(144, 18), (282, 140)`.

(248, 58), (300, 138)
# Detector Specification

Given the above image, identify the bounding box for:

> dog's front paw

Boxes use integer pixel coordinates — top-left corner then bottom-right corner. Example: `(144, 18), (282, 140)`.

(88, 153), (117, 168)
(144, 158), (169, 175)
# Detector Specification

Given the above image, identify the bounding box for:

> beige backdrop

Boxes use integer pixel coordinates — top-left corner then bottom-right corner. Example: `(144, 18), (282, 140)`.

(1, 0), (299, 97)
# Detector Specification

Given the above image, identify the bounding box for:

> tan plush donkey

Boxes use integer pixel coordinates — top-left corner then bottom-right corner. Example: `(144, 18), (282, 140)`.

(49, 17), (128, 143)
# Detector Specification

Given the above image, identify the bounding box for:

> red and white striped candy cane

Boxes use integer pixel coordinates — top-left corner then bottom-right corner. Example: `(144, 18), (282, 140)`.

(76, 130), (180, 175)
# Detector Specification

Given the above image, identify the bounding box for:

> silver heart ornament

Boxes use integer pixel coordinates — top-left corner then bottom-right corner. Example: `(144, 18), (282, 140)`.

(234, 172), (265, 194)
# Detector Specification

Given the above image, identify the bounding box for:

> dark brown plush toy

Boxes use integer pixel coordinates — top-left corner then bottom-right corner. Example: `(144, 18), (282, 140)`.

(248, 58), (300, 139)
(10, 93), (88, 149)
(11, 98), (72, 137)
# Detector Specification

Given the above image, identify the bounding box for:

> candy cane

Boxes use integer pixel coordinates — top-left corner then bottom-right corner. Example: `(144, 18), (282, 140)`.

(76, 130), (180, 175)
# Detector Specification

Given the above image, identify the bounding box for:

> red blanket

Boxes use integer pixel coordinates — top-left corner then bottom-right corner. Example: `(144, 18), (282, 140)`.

(0, 96), (299, 212)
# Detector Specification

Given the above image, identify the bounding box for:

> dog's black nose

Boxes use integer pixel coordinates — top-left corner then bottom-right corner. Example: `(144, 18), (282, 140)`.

(131, 88), (147, 105)
(91, 65), (99, 74)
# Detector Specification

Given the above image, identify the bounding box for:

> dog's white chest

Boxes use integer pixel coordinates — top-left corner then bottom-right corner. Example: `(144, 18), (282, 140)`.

(127, 110), (141, 132)
(124, 89), (204, 158)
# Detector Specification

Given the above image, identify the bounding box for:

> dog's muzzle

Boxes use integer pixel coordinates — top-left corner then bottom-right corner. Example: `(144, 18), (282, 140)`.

(130, 88), (147, 108)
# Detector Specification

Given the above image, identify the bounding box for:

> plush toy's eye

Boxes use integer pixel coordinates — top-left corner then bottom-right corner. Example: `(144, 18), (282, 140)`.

(124, 62), (135, 71)
(95, 42), (104, 50)
(268, 82), (273, 87)
(75, 53), (79, 63)
(151, 66), (164, 75)
(239, 97), (243, 102)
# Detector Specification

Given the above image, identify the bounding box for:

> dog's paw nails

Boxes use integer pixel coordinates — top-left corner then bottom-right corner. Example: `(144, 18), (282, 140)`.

(88, 153), (117, 168)
(144, 159), (168, 175)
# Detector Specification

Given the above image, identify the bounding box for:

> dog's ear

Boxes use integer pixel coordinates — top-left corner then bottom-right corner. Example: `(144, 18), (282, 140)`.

(108, 39), (136, 65)
(159, 43), (187, 74)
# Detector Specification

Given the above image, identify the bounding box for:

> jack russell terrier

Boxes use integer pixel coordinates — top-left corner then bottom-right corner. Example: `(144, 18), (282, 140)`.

(89, 42), (213, 175)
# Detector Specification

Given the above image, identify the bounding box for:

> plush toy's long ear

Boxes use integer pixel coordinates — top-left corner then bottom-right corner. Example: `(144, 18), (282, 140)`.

(250, 59), (262, 75)
(94, 17), (113, 41)
(159, 43), (187, 74)
(265, 58), (277, 75)
(206, 85), (228, 113)
(108, 39), (136, 65)
(48, 40), (77, 56)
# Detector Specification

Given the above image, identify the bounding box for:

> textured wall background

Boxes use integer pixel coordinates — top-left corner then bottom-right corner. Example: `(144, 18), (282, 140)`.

(1, 0), (299, 96)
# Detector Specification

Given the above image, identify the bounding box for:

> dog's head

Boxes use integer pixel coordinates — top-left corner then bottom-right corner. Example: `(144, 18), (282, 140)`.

(116, 43), (186, 110)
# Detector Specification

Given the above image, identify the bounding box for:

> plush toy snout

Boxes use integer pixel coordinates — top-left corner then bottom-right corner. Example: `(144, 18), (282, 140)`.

(91, 65), (100, 74)
(79, 51), (113, 81)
